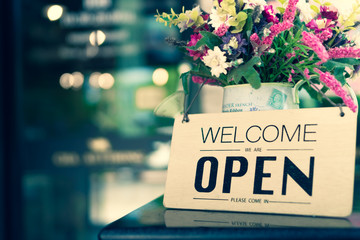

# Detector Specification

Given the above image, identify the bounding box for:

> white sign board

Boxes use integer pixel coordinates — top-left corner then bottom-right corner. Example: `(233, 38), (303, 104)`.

(164, 107), (357, 217)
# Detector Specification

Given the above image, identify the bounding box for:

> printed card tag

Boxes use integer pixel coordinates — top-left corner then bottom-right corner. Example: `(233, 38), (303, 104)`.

(164, 107), (357, 217)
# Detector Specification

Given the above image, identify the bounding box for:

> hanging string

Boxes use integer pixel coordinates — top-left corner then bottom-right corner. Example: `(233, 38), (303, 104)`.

(307, 78), (346, 117)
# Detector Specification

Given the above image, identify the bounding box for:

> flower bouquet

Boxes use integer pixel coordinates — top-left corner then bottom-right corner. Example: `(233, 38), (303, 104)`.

(155, 0), (360, 114)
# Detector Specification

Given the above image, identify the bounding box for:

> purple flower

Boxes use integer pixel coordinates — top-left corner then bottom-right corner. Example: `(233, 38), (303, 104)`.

(263, 5), (279, 24)
(221, 33), (247, 56)
(320, 6), (338, 21)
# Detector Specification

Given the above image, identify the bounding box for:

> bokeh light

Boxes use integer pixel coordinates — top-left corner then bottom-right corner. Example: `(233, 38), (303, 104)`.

(89, 72), (101, 88)
(98, 73), (115, 89)
(152, 68), (169, 86)
(47, 5), (63, 21)
(59, 73), (74, 89)
(89, 30), (106, 46)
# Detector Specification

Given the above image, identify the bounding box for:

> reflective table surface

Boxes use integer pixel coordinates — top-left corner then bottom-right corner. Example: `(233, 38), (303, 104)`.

(99, 171), (360, 240)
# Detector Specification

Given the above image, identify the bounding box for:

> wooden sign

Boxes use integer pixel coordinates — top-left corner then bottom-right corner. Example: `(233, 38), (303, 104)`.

(164, 107), (357, 217)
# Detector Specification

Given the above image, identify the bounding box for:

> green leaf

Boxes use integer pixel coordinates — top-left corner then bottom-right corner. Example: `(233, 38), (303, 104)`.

(332, 58), (360, 66)
(323, 60), (355, 71)
(190, 31), (222, 50)
(238, 0), (244, 8)
(333, 67), (347, 86)
(303, 84), (323, 103)
(320, 85), (329, 94)
(278, 0), (286, 4)
(243, 13), (254, 33)
(310, 5), (320, 13)
(344, 70), (351, 78)
(229, 12), (248, 33)
(231, 21), (247, 33)
(198, 63), (212, 76)
(313, 0), (321, 4)
(227, 56), (261, 89)
(277, 7), (285, 14)
(180, 71), (190, 95)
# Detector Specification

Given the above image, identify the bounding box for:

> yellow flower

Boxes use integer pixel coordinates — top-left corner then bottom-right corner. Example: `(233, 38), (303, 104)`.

(177, 6), (204, 32)
(228, 12), (248, 33)
(215, 0), (237, 17)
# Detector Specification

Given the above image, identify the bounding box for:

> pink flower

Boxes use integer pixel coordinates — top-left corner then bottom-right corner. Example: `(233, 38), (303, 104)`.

(306, 19), (318, 30)
(328, 47), (360, 59)
(262, 21), (294, 45)
(202, 14), (209, 21)
(301, 31), (329, 63)
(316, 28), (333, 42)
(187, 33), (208, 60)
(314, 68), (357, 112)
(304, 68), (310, 80)
(250, 33), (261, 45)
(214, 24), (229, 37)
(288, 74), (293, 82)
(306, 18), (336, 33)
(192, 76), (218, 85)
(263, 5), (279, 24)
(286, 52), (296, 59)
(283, 0), (299, 23)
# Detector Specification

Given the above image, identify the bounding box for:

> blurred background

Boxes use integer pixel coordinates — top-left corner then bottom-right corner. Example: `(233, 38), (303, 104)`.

(0, 0), (360, 240)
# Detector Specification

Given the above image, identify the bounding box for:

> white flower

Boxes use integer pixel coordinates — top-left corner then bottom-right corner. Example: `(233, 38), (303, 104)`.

(316, 18), (328, 29)
(202, 46), (229, 77)
(223, 36), (239, 51)
(236, 58), (244, 65)
(297, 0), (317, 23)
(243, 0), (267, 11)
(231, 58), (244, 67)
(209, 8), (228, 30)
(263, 28), (271, 37)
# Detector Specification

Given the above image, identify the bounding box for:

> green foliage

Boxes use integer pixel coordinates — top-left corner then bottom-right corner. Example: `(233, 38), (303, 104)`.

(338, 0), (360, 30)
(180, 71), (190, 95)
(187, 31), (223, 50)
(228, 56), (262, 89)
(320, 58), (360, 86)
(333, 67), (346, 86)
(323, 58), (360, 72)
(229, 12), (248, 33)
(310, 5), (320, 14)
(277, 7), (285, 14)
